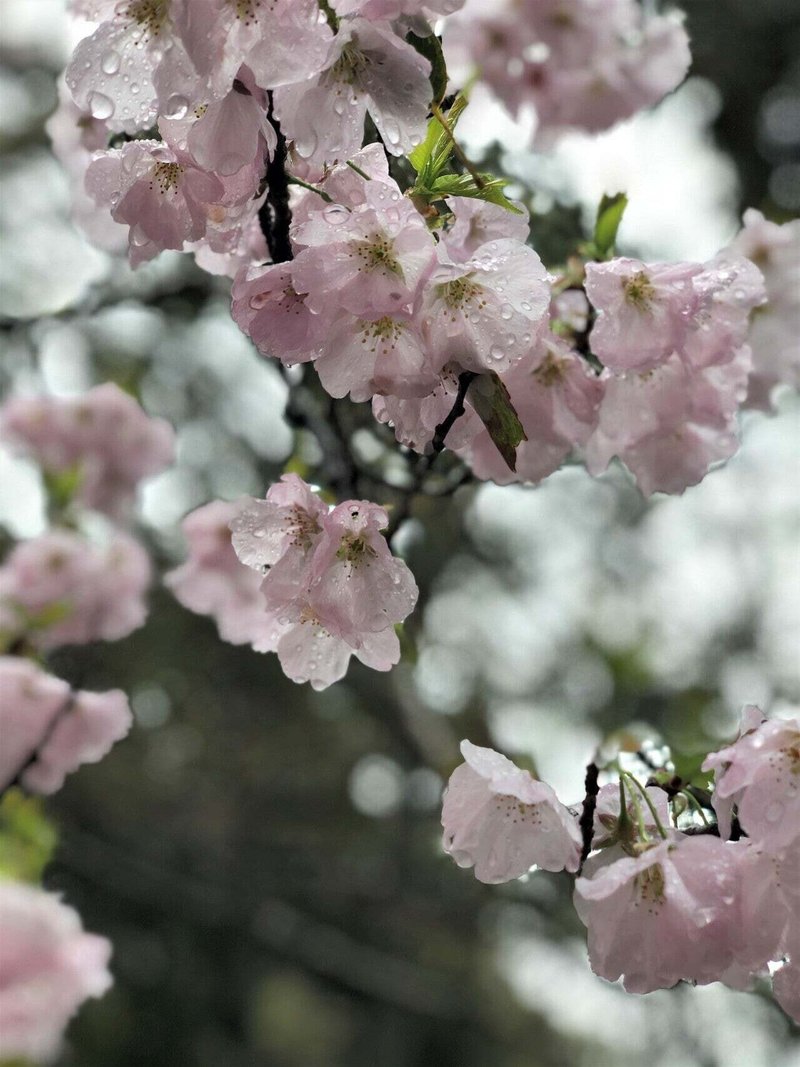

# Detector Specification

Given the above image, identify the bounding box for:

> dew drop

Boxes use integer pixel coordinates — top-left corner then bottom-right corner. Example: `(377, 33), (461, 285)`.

(765, 801), (784, 823)
(101, 50), (121, 75)
(322, 204), (349, 225)
(165, 94), (189, 120)
(88, 91), (114, 120)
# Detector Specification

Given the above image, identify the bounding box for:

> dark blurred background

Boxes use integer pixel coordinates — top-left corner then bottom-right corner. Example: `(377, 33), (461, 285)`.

(1, 2), (799, 1065)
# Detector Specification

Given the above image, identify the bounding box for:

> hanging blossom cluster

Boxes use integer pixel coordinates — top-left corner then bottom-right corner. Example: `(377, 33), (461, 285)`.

(442, 708), (800, 1023)
(29, 0), (800, 1044)
(0, 384), (176, 1062)
(165, 474), (418, 691)
(444, 0), (691, 144)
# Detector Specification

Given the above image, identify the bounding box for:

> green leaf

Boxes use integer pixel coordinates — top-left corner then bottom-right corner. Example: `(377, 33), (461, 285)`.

(428, 172), (523, 213)
(593, 191), (628, 259)
(467, 373), (527, 472)
(406, 31), (448, 106)
(0, 789), (58, 883)
(408, 93), (469, 181)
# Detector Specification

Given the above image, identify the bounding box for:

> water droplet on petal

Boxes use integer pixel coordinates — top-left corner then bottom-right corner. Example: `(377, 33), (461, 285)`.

(101, 50), (120, 75)
(165, 94), (189, 120)
(88, 91), (114, 120)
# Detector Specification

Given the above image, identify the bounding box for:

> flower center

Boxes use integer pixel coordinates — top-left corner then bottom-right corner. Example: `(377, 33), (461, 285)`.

(350, 235), (402, 276)
(332, 40), (370, 86)
(633, 863), (665, 913)
(438, 276), (486, 311)
(623, 271), (655, 311)
(124, 0), (170, 36)
(150, 162), (183, 194)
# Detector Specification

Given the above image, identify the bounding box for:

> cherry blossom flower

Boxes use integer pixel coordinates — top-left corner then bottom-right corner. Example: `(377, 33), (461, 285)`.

(444, 0), (690, 144)
(274, 17), (432, 173)
(0, 384), (175, 520)
(66, 0), (198, 133)
(0, 881), (112, 1064)
(0, 658), (70, 792)
(230, 478), (418, 689)
(732, 209), (800, 409)
(584, 258), (701, 372)
(85, 140), (226, 267)
(0, 531), (150, 651)
(703, 708), (800, 853)
(19, 688), (133, 796)
(441, 740), (582, 883)
(574, 833), (741, 993)
(231, 261), (332, 367)
(164, 499), (283, 651)
(173, 0), (334, 103)
(291, 177), (436, 319)
(465, 336), (604, 484)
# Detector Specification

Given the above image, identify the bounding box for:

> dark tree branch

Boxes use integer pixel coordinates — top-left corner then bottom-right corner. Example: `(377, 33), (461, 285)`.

(578, 761), (600, 870)
(259, 92), (293, 264)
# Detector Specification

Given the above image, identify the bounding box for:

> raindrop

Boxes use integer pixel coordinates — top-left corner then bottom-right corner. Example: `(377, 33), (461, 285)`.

(765, 802), (784, 823)
(322, 204), (349, 225)
(101, 50), (121, 75)
(164, 94), (189, 120)
(88, 91), (114, 120)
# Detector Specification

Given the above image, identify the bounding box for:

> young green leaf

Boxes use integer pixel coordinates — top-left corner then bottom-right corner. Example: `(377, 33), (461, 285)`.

(467, 373), (527, 472)
(593, 192), (628, 259)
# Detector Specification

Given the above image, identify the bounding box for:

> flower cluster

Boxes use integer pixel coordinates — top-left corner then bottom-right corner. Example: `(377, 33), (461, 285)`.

(0, 384), (171, 1058)
(233, 157), (551, 402)
(57, 0), (467, 270)
(444, 0), (691, 143)
(1, 383), (174, 521)
(166, 474), (418, 690)
(442, 707), (800, 1024)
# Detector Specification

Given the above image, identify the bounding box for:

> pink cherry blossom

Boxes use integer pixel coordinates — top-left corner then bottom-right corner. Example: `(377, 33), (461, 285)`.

(173, 0), (334, 102)
(65, 0), (199, 133)
(732, 209), (800, 409)
(420, 237), (551, 375)
(703, 708), (800, 853)
(0, 530), (150, 651)
(0, 658), (70, 792)
(164, 499), (283, 651)
(19, 688), (133, 796)
(441, 740), (582, 883)
(585, 258), (701, 372)
(291, 177), (436, 318)
(727, 839), (798, 980)
(574, 833), (741, 993)
(230, 479), (418, 689)
(160, 70), (276, 178)
(443, 196), (530, 262)
(0, 881), (112, 1064)
(274, 17), (432, 173)
(444, 0), (690, 144)
(585, 346), (752, 496)
(0, 384), (175, 521)
(465, 336), (604, 484)
(231, 261), (331, 366)
(85, 140), (227, 267)
(591, 781), (671, 850)
(306, 499), (418, 636)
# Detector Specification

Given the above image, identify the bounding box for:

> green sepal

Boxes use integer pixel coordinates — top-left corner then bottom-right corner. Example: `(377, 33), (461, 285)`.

(406, 31), (448, 106)
(467, 373), (527, 473)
